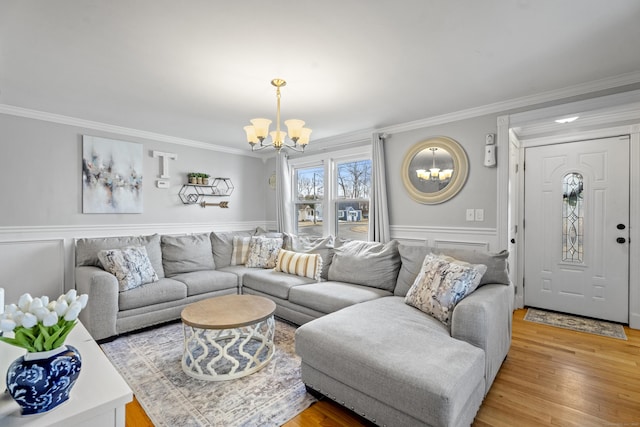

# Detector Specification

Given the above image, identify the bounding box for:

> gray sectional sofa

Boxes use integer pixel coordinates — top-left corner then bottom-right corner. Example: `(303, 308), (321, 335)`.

(74, 229), (514, 427)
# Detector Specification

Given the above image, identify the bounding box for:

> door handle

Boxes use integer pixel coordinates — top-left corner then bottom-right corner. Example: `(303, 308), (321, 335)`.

(616, 237), (626, 244)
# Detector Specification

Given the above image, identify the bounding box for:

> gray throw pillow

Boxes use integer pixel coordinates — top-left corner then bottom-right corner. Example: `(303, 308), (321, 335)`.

(283, 233), (335, 279)
(210, 230), (254, 268)
(328, 240), (400, 292)
(161, 233), (215, 276)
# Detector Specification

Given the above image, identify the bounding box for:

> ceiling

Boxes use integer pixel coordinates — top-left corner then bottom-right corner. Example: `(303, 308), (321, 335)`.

(1, 1), (640, 154)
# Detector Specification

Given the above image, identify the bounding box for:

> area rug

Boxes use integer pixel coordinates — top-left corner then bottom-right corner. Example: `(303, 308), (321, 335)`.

(524, 308), (627, 340)
(100, 320), (316, 427)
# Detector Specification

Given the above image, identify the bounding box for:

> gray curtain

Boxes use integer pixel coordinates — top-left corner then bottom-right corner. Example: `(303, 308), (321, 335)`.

(368, 133), (391, 242)
(275, 151), (294, 234)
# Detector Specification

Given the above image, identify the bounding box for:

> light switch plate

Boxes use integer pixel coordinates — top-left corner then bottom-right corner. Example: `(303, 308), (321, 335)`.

(475, 209), (484, 221)
(466, 209), (475, 221)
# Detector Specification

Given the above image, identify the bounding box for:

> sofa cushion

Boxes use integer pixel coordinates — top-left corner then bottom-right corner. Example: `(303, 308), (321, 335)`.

(242, 269), (315, 300)
(288, 282), (392, 314)
(76, 234), (165, 278)
(210, 230), (254, 268)
(405, 253), (487, 326)
(161, 233), (215, 276)
(97, 245), (159, 292)
(295, 296), (485, 427)
(395, 244), (509, 297)
(245, 236), (283, 268)
(275, 249), (322, 281)
(118, 277), (187, 311)
(328, 240), (400, 292)
(283, 234), (334, 279)
(170, 270), (238, 296)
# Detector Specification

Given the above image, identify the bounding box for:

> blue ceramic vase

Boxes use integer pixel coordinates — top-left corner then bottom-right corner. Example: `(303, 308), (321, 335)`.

(6, 345), (82, 415)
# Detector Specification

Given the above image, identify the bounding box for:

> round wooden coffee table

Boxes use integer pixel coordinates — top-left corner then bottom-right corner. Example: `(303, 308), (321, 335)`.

(180, 294), (276, 381)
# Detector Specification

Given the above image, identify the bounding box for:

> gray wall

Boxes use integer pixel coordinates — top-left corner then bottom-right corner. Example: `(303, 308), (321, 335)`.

(0, 114), (268, 227)
(386, 114), (498, 228)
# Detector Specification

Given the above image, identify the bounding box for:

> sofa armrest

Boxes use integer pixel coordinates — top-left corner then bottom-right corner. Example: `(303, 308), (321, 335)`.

(75, 266), (119, 341)
(451, 282), (515, 394)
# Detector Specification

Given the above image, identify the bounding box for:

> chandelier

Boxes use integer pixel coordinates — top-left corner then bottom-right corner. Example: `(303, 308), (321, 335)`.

(243, 78), (312, 152)
(416, 147), (453, 182)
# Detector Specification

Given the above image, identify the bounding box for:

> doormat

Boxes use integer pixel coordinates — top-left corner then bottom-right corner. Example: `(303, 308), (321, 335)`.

(100, 319), (316, 427)
(524, 308), (627, 340)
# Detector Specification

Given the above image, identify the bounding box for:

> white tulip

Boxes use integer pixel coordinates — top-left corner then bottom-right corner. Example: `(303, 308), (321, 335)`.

(12, 312), (24, 327)
(47, 301), (57, 311)
(65, 289), (77, 304)
(33, 306), (50, 321)
(5, 304), (18, 315)
(18, 293), (33, 312)
(78, 294), (89, 309)
(29, 297), (44, 312)
(21, 312), (38, 329)
(64, 301), (82, 321)
(43, 311), (59, 327)
(0, 318), (16, 332)
(41, 296), (49, 306)
(55, 300), (69, 317)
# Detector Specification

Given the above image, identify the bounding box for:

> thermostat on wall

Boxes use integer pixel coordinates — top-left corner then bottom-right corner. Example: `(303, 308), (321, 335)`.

(157, 180), (169, 188)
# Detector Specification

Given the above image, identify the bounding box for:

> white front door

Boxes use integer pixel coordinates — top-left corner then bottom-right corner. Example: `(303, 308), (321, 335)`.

(524, 136), (630, 323)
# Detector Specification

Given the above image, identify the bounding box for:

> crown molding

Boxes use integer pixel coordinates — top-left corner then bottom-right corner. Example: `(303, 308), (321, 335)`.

(377, 71), (640, 137)
(0, 104), (263, 158)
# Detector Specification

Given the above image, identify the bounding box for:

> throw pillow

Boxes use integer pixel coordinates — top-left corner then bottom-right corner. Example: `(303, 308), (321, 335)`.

(97, 245), (159, 292)
(328, 239), (401, 292)
(283, 233), (335, 279)
(230, 236), (252, 265)
(405, 253), (487, 326)
(246, 236), (283, 268)
(160, 233), (215, 276)
(275, 249), (323, 281)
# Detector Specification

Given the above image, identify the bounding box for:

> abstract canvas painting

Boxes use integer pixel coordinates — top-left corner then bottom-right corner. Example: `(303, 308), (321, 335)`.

(82, 135), (143, 213)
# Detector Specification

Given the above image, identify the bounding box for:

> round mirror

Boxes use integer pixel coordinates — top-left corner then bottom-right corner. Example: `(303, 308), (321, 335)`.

(402, 136), (469, 204)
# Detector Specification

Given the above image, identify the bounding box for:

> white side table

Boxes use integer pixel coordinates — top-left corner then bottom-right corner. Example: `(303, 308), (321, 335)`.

(0, 322), (132, 427)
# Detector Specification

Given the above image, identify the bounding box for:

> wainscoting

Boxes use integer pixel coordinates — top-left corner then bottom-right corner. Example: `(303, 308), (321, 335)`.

(0, 223), (499, 303)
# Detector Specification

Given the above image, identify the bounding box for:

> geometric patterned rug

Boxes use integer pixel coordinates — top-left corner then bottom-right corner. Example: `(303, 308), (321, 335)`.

(100, 319), (316, 427)
(524, 308), (627, 340)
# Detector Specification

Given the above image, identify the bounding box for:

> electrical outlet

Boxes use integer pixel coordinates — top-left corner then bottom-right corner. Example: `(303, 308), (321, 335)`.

(466, 209), (475, 221)
(475, 209), (484, 222)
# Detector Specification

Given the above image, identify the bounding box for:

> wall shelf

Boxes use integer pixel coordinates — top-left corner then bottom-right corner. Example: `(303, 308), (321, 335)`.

(179, 178), (234, 205)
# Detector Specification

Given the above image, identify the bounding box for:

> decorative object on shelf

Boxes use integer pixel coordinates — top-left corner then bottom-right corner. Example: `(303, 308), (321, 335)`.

(179, 178), (234, 205)
(0, 290), (88, 415)
(402, 136), (469, 204)
(188, 172), (210, 185)
(243, 78), (312, 153)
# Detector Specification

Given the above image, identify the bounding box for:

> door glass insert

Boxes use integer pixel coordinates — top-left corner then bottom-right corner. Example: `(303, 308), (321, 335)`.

(562, 172), (584, 262)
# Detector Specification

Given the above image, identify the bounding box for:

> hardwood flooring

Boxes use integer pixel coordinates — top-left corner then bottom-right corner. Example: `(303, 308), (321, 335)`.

(125, 309), (640, 426)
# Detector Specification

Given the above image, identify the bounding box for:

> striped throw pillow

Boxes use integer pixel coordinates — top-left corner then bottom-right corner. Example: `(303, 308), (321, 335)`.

(275, 249), (323, 281)
(230, 236), (252, 265)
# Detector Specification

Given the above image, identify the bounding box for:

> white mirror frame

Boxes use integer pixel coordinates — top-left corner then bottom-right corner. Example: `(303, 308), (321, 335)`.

(401, 136), (469, 204)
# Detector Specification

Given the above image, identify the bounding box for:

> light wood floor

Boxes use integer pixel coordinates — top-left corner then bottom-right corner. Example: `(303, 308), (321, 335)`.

(125, 309), (640, 426)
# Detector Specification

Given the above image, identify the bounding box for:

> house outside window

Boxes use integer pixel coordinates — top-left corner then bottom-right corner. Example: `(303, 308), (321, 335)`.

(291, 147), (372, 240)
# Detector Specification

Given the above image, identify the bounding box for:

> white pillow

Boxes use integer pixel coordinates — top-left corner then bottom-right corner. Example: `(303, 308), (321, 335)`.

(98, 246), (159, 292)
(245, 236), (283, 268)
(274, 249), (323, 281)
(230, 236), (252, 265)
(405, 253), (486, 326)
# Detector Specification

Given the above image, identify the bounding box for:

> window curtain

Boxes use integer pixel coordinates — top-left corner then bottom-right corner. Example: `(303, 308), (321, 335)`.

(368, 133), (391, 242)
(275, 151), (294, 234)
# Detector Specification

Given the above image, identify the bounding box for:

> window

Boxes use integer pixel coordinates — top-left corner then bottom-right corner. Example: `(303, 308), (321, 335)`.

(291, 147), (372, 240)
(294, 166), (324, 237)
(336, 159), (371, 240)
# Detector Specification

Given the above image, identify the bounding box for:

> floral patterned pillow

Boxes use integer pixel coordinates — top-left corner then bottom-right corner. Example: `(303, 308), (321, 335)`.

(245, 236), (283, 269)
(405, 253), (487, 326)
(98, 246), (159, 292)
